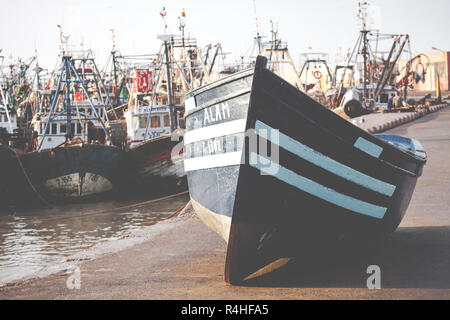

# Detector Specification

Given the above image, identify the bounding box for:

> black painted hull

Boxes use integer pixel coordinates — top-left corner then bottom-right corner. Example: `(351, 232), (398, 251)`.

(19, 144), (126, 200)
(184, 57), (427, 284)
(126, 132), (187, 196)
(0, 145), (37, 210)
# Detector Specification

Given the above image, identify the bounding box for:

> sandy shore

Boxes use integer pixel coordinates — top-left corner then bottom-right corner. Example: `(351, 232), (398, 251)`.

(1, 106), (449, 300)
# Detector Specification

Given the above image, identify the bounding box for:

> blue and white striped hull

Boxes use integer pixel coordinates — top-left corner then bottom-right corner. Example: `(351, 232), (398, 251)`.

(184, 57), (426, 285)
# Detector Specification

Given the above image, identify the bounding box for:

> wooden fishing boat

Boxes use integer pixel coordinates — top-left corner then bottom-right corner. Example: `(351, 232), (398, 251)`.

(11, 48), (128, 202)
(183, 56), (427, 285)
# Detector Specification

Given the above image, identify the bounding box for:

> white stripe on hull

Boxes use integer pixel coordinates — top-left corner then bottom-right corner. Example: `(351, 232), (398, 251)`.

(184, 151), (242, 172)
(255, 121), (395, 197)
(184, 119), (395, 197)
(184, 119), (247, 145)
(250, 153), (387, 219)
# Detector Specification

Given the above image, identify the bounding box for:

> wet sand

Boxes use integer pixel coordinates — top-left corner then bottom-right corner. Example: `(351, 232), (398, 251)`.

(1, 106), (449, 300)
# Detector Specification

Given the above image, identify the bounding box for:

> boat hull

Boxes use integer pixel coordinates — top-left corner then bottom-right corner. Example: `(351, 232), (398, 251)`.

(0, 144), (37, 209)
(126, 132), (187, 196)
(184, 57), (427, 284)
(19, 144), (125, 200)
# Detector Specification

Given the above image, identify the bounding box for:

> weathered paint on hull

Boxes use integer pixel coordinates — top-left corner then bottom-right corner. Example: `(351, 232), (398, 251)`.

(191, 198), (231, 242)
(127, 132), (187, 195)
(42, 172), (113, 198)
(19, 144), (125, 201)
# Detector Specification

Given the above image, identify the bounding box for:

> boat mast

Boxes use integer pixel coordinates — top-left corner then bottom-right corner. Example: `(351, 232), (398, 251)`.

(253, 0), (262, 56)
(358, 2), (370, 100)
(34, 50), (41, 116)
(111, 29), (118, 90)
(159, 34), (176, 133)
(63, 56), (73, 139)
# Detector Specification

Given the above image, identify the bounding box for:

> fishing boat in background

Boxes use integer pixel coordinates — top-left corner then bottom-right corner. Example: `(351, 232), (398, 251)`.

(125, 15), (213, 195)
(183, 56), (427, 284)
(331, 2), (410, 119)
(15, 31), (126, 201)
(20, 143), (124, 199)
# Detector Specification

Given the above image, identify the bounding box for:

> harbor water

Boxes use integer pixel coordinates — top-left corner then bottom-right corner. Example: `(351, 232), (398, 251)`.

(0, 193), (189, 285)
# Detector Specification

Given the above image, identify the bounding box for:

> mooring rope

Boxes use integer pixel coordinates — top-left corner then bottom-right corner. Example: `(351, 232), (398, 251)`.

(24, 190), (190, 225)
(12, 149), (54, 208)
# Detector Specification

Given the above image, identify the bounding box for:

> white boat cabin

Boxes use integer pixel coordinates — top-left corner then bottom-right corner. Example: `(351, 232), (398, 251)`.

(0, 109), (18, 134)
(124, 105), (178, 148)
(33, 116), (89, 150)
(33, 101), (108, 150)
(71, 101), (108, 128)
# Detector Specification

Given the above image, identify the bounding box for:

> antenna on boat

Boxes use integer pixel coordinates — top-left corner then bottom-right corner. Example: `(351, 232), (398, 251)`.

(110, 29), (116, 53)
(160, 7), (168, 34)
(357, 1), (370, 32)
(110, 29), (119, 92)
(357, 2), (370, 100)
(267, 19), (279, 66)
(178, 9), (186, 40)
(252, 0), (262, 55)
(33, 48), (43, 115)
(57, 25), (70, 56)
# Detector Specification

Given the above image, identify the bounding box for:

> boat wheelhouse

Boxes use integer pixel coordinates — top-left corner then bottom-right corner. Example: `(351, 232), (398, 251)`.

(124, 105), (176, 148)
(32, 99), (108, 150)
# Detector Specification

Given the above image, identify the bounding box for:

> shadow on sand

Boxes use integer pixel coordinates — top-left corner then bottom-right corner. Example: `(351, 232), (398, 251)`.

(243, 226), (450, 289)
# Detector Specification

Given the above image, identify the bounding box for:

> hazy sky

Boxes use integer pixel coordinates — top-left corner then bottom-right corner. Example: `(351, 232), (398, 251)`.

(1, 0), (449, 70)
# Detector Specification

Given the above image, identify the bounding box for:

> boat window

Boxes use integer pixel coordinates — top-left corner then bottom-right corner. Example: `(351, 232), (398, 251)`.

(162, 98), (167, 105)
(163, 115), (170, 127)
(139, 116), (148, 129)
(71, 123), (75, 135)
(175, 97), (181, 105)
(51, 123), (58, 135)
(60, 123), (67, 133)
(77, 123), (82, 134)
(151, 116), (161, 128)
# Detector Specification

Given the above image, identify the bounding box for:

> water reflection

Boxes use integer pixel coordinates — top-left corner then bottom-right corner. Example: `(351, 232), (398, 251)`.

(0, 193), (189, 284)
